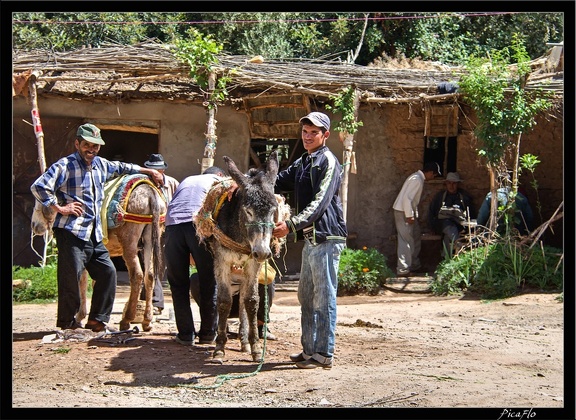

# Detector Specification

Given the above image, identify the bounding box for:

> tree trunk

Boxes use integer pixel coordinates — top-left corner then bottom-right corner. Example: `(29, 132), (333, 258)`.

(488, 166), (498, 234)
(340, 132), (353, 220)
(201, 71), (217, 174)
(512, 132), (522, 195)
(338, 88), (360, 221)
(29, 70), (50, 266)
(29, 71), (46, 173)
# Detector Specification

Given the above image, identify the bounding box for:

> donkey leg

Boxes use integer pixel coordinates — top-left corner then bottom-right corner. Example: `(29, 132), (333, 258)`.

(76, 269), (89, 324)
(140, 226), (155, 331)
(141, 268), (155, 331)
(240, 276), (262, 362)
(213, 287), (232, 360)
(119, 252), (145, 331)
(238, 304), (250, 353)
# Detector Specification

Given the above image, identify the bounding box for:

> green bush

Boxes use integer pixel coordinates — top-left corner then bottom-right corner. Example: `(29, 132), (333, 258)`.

(338, 247), (394, 296)
(430, 242), (564, 299)
(12, 264), (93, 303)
(431, 245), (487, 296)
(470, 244), (520, 299)
(12, 263), (59, 302)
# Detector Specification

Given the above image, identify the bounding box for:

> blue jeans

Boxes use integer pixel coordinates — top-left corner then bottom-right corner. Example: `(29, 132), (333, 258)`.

(298, 239), (345, 360)
(53, 227), (117, 328)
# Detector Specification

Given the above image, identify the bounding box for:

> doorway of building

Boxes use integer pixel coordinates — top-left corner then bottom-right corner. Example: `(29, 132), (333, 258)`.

(250, 137), (304, 209)
(97, 130), (158, 166)
(424, 136), (458, 176)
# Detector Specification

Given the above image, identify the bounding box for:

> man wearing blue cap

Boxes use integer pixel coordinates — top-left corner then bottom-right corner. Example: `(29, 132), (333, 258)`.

(273, 111), (348, 369)
(31, 123), (165, 332)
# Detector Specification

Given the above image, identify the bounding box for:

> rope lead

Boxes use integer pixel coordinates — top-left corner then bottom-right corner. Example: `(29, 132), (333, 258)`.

(185, 260), (273, 390)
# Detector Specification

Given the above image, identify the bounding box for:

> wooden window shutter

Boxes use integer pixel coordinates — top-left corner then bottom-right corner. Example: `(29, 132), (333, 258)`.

(424, 103), (459, 137)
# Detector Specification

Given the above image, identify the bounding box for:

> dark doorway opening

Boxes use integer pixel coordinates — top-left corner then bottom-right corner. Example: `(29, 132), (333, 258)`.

(250, 138), (304, 209)
(423, 136), (458, 176)
(98, 130), (158, 167)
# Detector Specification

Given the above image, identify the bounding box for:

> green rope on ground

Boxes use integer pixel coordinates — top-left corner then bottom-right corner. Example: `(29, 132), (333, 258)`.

(182, 261), (272, 390)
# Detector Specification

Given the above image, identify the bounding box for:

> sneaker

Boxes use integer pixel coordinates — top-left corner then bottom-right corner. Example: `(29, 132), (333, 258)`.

(153, 307), (163, 316)
(295, 358), (333, 369)
(396, 271), (412, 278)
(174, 335), (194, 346)
(258, 325), (278, 341)
(289, 352), (310, 363)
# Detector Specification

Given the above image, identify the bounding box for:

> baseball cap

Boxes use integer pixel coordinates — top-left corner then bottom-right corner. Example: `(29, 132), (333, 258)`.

(299, 112), (330, 131)
(77, 123), (105, 145)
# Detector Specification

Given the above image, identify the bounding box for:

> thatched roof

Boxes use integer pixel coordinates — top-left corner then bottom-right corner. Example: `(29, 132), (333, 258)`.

(12, 40), (564, 105)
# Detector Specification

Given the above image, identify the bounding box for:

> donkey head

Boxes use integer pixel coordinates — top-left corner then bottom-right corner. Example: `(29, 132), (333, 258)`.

(31, 199), (57, 236)
(223, 151), (279, 263)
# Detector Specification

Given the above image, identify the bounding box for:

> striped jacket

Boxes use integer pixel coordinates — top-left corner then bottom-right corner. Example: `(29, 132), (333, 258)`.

(275, 145), (347, 244)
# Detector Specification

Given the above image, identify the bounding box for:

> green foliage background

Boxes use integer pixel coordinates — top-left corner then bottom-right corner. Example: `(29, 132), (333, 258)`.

(12, 12), (564, 65)
(12, 263), (93, 303)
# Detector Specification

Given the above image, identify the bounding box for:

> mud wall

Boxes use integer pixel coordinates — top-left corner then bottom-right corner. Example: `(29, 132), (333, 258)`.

(345, 101), (564, 268)
(12, 96), (563, 270)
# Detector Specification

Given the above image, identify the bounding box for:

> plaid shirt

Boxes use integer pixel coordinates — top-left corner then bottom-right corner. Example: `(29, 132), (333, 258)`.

(31, 151), (142, 242)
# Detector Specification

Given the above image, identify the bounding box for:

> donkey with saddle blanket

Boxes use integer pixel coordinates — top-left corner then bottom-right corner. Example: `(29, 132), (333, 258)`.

(195, 151), (289, 362)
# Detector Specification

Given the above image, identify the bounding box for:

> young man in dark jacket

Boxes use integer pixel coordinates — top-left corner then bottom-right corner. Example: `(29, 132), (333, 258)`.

(273, 111), (347, 369)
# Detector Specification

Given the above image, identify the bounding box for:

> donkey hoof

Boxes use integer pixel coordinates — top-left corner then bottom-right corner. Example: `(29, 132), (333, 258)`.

(213, 350), (225, 359)
(251, 352), (263, 363)
(119, 321), (130, 331)
(240, 343), (250, 353)
(141, 322), (152, 332)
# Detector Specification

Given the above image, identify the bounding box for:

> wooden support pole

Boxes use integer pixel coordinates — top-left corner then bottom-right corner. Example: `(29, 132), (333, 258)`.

(28, 70), (50, 266)
(340, 133), (354, 221)
(339, 88), (361, 221)
(29, 70), (47, 173)
(201, 71), (217, 174)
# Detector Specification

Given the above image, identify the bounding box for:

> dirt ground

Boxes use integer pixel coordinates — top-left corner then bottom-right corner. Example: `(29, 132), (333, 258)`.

(9, 275), (571, 419)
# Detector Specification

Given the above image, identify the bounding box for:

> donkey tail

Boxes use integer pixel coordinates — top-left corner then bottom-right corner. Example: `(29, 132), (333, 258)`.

(151, 191), (166, 286)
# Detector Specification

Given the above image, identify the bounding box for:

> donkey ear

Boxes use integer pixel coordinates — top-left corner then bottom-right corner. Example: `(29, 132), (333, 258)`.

(265, 150), (279, 181)
(223, 156), (247, 188)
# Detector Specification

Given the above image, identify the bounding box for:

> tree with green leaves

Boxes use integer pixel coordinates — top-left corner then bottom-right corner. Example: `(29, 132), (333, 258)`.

(173, 28), (234, 172)
(13, 12), (563, 66)
(458, 34), (553, 236)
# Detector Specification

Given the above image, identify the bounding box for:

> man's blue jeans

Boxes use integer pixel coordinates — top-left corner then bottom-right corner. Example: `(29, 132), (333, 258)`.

(297, 239), (345, 360)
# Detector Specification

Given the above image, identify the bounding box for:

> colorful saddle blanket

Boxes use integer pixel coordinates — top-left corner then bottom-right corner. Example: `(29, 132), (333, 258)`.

(101, 174), (166, 243)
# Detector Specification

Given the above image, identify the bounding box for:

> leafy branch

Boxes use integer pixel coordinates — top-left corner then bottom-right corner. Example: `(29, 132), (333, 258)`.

(458, 34), (552, 235)
(173, 28), (232, 108)
(519, 153), (543, 225)
(326, 85), (363, 135)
